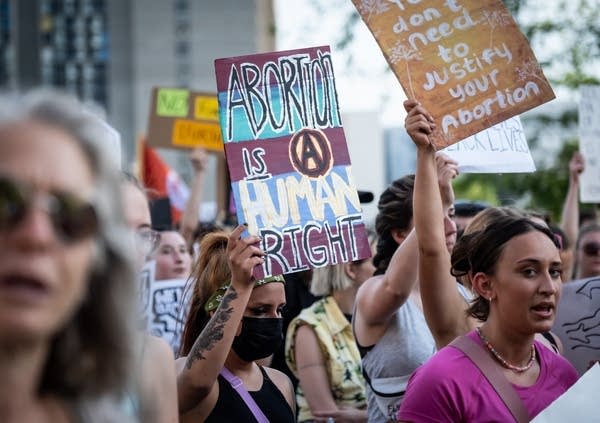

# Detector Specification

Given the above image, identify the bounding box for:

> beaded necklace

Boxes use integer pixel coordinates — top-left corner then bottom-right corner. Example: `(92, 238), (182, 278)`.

(475, 327), (536, 373)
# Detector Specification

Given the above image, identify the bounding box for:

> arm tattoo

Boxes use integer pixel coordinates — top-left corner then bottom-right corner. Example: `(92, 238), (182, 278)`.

(185, 287), (238, 369)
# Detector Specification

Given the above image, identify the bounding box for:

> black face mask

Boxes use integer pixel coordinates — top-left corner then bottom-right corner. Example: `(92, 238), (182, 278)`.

(232, 316), (283, 362)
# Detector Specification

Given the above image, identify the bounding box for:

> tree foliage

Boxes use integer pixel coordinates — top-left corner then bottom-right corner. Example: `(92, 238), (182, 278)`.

(325, 0), (600, 221)
(452, 139), (581, 220)
(451, 0), (600, 221)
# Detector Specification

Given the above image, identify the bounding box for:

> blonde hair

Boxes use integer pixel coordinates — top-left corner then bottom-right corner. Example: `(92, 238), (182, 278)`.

(310, 263), (354, 296)
(310, 229), (377, 296)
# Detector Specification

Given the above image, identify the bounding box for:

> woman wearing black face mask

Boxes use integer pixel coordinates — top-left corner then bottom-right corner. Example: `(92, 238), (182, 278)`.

(176, 226), (296, 422)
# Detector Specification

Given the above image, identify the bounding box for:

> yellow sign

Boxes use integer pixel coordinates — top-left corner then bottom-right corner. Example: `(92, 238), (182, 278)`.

(194, 96), (220, 121)
(147, 88), (224, 151)
(172, 119), (224, 151)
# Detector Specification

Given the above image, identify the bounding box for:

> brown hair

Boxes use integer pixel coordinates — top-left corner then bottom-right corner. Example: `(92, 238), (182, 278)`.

(373, 175), (415, 275)
(451, 215), (558, 321)
(454, 207), (526, 290)
(463, 206), (525, 235)
(179, 232), (230, 356)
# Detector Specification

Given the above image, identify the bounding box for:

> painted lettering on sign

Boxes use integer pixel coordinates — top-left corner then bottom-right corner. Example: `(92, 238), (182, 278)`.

(221, 50), (342, 142)
(236, 166), (361, 233)
(215, 46), (371, 277)
(352, 0), (555, 148)
(259, 214), (365, 275)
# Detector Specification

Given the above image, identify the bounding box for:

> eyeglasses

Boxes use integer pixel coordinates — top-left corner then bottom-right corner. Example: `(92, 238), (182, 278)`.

(582, 242), (600, 257)
(135, 228), (161, 256)
(0, 176), (98, 243)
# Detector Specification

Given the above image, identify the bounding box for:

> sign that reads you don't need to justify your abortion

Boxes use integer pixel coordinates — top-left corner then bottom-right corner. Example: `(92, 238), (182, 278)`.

(353, 0), (555, 149)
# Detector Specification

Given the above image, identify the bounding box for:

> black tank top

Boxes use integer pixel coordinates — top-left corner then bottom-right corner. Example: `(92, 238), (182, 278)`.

(205, 366), (295, 423)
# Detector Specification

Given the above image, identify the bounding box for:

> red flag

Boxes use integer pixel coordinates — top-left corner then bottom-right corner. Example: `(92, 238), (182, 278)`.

(142, 143), (189, 224)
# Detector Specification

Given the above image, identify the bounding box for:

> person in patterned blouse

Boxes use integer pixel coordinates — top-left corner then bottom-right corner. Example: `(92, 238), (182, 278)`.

(285, 231), (376, 422)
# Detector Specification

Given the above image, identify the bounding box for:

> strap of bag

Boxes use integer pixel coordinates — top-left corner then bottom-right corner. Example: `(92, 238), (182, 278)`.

(362, 366), (406, 398)
(220, 367), (269, 423)
(450, 335), (529, 423)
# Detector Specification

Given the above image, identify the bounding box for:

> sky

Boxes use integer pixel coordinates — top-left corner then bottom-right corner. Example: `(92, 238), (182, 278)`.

(274, 0), (409, 127)
(273, 0), (596, 132)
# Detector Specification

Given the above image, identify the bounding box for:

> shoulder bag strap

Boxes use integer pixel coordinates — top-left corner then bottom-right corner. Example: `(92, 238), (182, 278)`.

(220, 367), (269, 423)
(450, 336), (530, 423)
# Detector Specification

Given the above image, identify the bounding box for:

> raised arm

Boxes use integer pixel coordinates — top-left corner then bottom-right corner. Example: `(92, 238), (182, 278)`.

(560, 151), (584, 278)
(180, 148), (208, 249)
(436, 153), (456, 215)
(354, 228), (419, 347)
(404, 99), (471, 349)
(176, 225), (263, 413)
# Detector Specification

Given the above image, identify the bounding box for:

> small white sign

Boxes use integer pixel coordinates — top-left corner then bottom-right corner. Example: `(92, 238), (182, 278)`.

(531, 363), (600, 422)
(552, 276), (600, 376)
(442, 116), (536, 173)
(578, 85), (600, 203)
(139, 260), (190, 354)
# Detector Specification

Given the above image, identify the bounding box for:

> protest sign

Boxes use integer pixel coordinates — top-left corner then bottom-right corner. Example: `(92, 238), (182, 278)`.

(578, 85), (600, 203)
(531, 363), (599, 422)
(138, 259), (155, 324)
(145, 278), (188, 353)
(442, 116), (535, 173)
(146, 87), (224, 152)
(552, 276), (600, 376)
(139, 261), (189, 353)
(214, 46), (371, 278)
(352, 0), (555, 149)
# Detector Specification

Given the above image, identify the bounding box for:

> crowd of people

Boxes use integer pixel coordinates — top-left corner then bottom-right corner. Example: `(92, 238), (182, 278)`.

(1, 88), (598, 423)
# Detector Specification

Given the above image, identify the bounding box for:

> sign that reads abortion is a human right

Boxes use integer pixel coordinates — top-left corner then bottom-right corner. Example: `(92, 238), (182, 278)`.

(214, 46), (371, 279)
(352, 0), (555, 149)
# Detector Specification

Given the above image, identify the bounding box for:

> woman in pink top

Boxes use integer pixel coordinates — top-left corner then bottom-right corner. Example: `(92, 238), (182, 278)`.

(398, 101), (578, 422)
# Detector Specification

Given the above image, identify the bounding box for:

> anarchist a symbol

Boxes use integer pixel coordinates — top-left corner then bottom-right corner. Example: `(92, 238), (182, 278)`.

(288, 128), (333, 178)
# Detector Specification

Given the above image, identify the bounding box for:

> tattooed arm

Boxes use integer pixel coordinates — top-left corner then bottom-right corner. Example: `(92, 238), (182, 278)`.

(176, 225), (264, 413)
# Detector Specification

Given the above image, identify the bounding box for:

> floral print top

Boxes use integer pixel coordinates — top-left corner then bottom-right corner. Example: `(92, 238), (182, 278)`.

(285, 296), (367, 422)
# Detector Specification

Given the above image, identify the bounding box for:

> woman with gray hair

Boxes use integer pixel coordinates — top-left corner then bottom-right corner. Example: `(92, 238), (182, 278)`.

(0, 90), (138, 422)
(285, 231), (376, 422)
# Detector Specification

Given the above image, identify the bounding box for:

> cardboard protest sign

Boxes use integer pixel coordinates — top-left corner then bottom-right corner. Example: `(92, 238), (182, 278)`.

(552, 276), (600, 376)
(214, 46), (371, 278)
(139, 261), (189, 353)
(352, 0), (555, 149)
(146, 87), (224, 152)
(531, 363), (599, 422)
(442, 116), (535, 173)
(578, 85), (600, 203)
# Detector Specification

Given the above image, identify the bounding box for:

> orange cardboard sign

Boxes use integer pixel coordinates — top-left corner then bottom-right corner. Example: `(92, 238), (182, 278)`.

(352, 0), (555, 149)
(146, 87), (224, 152)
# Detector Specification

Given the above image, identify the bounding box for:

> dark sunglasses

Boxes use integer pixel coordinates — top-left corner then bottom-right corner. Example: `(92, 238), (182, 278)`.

(0, 176), (98, 243)
(582, 242), (600, 257)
